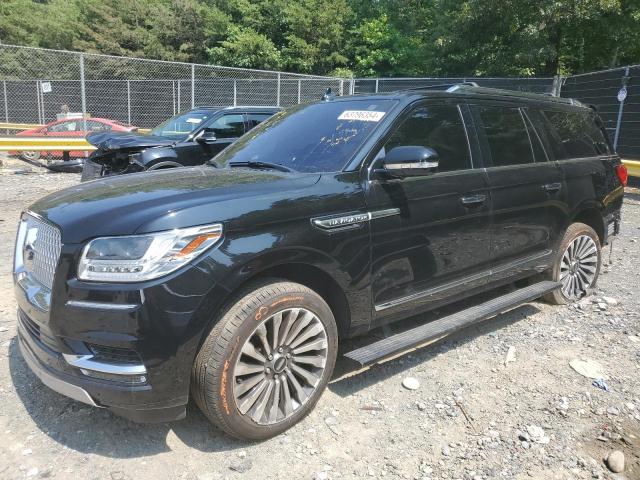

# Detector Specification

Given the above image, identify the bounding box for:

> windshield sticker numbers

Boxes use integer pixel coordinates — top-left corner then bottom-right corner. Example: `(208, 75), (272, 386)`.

(338, 110), (386, 122)
(186, 118), (202, 124)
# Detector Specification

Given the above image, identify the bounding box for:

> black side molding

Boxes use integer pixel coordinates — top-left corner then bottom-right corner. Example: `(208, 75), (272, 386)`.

(344, 281), (561, 367)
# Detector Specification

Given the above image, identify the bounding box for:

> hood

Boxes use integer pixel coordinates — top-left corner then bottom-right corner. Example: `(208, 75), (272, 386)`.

(86, 131), (175, 151)
(29, 166), (321, 243)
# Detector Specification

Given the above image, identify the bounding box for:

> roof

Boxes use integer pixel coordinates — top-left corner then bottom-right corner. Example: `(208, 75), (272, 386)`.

(335, 83), (587, 109)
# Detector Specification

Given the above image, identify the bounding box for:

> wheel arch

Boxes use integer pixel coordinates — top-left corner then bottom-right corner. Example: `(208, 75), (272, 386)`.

(231, 262), (353, 339)
(147, 160), (183, 170)
(571, 206), (605, 244)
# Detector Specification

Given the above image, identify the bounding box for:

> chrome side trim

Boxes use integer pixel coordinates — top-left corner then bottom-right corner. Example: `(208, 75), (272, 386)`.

(369, 208), (401, 220)
(66, 300), (139, 312)
(18, 335), (101, 407)
(312, 208), (401, 231)
(375, 249), (553, 312)
(63, 354), (147, 375)
(385, 161), (438, 170)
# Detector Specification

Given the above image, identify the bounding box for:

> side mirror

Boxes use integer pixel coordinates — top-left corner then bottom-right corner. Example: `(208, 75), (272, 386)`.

(196, 129), (217, 145)
(381, 146), (440, 177)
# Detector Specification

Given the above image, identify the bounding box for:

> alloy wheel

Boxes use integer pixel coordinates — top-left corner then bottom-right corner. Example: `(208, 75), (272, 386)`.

(233, 307), (328, 425)
(559, 234), (598, 300)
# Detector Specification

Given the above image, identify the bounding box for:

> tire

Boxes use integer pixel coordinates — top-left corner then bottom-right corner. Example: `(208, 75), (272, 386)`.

(20, 151), (40, 161)
(192, 279), (338, 440)
(544, 222), (601, 305)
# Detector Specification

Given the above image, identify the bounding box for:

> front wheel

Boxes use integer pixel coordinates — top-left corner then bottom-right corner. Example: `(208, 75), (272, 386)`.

(20, 151), (41, 162)
(545, 222), (601, 305)
(192, 280), (338, 440)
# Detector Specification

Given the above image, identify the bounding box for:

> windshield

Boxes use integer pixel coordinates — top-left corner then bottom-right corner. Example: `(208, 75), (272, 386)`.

(149, 111), (213, 140)
(213, 99), (397, 173)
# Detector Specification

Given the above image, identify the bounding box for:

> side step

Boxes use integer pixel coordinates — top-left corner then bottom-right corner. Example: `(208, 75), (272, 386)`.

(344, 281), (560, 367)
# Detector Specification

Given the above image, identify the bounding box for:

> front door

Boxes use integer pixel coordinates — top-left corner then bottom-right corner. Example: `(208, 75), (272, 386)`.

(366, 102), (492, 323)
(470, 103), (562, 282)
(181, 113), (246, 165)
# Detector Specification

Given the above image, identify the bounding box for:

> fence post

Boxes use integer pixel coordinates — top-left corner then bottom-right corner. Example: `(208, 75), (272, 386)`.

(177, 81), (181, 112)
(375, 78), (379, 93)
(79, 53), (87, 131)
(613, 67), (630, 153)
(191, 64), (195, 108)
(127, 80), (131, 125)
(350, 78), (355, 95)
(35, 81), (42, 124)
(297, 79), (301, 104)
(339, 79), (344, 96)
(172, 81), (176, 115)
(3, 80), (8, 123)
(233, 80), (237, 106)
(552, 75), (563, 97)
(277, 73), (281, 107)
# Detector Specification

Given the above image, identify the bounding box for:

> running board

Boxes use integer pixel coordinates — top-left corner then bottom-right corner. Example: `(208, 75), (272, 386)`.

(344, 281), (561, 367)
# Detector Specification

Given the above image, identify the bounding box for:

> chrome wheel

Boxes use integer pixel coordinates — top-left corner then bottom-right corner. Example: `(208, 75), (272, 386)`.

(233, 307), (328, 425)
(560, 234), (598, 300)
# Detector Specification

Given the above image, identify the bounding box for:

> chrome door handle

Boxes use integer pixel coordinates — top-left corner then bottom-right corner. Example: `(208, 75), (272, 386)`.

(543, 182), (562, 192)
(460, 194), (486, 206)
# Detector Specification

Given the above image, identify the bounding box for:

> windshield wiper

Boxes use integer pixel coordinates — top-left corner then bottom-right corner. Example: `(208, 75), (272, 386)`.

(228, 161), (294, 173)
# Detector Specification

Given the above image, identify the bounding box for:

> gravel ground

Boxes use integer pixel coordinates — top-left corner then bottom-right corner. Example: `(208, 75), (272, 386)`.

(0, 158), (639, 480)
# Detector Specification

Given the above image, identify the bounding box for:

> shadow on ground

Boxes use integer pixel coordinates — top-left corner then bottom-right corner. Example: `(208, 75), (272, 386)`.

(9, 287), (544, 459)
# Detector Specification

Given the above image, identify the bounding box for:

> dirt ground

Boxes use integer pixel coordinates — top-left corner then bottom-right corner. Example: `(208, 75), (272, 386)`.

(0, 157), (638, 480)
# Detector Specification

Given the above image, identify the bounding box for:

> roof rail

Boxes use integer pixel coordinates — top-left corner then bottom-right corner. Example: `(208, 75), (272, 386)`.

(400, 81), (479, 93)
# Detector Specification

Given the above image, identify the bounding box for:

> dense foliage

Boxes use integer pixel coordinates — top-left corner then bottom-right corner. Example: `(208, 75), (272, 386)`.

(1, 0), (639, 77)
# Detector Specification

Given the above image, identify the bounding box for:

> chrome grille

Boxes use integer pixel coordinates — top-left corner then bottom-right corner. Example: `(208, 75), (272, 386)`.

(21, 214), (62, 290)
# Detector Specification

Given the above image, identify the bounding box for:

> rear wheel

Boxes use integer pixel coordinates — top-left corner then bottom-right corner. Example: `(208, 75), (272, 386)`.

(545, 222), (601, 304)
(192, 280), (338, 440)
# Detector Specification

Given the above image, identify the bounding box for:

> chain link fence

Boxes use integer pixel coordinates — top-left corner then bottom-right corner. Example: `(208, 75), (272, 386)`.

(0, 44), (344, 129)
(560, 66), (640, 160)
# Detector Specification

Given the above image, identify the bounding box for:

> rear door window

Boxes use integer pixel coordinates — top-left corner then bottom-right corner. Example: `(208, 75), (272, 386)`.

(540, 110), (610, 159)
(473, 105), (534, 167)
(207, 114), (245, 139)
(382, 104), (471, 172)
(246, 113), (274, 129)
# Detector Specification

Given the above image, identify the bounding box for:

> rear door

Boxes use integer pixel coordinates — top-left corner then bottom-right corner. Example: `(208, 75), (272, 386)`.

(245, 112), (276, 131)
(470, 103), (562, 282)
(366, 101), (492, 321)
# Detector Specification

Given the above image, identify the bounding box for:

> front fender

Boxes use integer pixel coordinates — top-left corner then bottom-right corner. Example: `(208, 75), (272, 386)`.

(139, 147), (180, 168)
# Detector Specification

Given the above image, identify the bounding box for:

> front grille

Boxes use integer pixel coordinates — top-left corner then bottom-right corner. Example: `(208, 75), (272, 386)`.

(22, 214), (62, 290)
(88, 344), (142, 365)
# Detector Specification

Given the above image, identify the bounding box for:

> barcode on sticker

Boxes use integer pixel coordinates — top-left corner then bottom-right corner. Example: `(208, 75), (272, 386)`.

(338, 110), (386, 122)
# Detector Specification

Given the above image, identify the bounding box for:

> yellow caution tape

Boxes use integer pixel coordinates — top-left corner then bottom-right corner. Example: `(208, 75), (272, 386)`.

(0, 136), (95, 151)
(0, 122), (45, 130)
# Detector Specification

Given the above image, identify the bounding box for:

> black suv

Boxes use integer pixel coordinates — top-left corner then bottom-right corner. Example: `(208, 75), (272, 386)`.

(81, 106), (280, 180)
(14, 85), (626, 440)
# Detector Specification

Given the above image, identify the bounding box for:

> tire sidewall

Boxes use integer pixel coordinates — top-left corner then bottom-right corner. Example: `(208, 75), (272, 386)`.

(551, 223), (602, 303)
(216, 286), (338, 440)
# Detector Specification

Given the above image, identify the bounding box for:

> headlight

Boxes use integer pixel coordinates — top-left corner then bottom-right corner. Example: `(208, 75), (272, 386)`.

(78, 223), (223, 282)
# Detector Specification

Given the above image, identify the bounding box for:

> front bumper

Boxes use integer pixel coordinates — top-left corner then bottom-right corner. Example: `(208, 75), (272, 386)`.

(17, 307), (187, 423)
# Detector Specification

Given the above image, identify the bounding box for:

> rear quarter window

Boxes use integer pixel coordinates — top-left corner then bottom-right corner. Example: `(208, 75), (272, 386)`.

(540, 110), (610, 160)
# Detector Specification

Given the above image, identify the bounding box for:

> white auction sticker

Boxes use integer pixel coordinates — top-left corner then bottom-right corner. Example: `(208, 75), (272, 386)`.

(186, 117), (202, 124)
(338, 110), (386, 122)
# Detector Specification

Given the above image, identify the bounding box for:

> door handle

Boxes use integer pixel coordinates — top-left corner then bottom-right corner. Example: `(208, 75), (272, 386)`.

(543, 182), (562, 192)
(460, 194), (487, 206)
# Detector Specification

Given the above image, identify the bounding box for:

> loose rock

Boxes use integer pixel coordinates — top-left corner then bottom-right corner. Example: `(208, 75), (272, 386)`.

(402, 377), (420, 390)
(605, 450), (625, 473)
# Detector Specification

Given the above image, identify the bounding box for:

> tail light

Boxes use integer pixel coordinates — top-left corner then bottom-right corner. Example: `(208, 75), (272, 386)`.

(615, 164), (628, 187)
